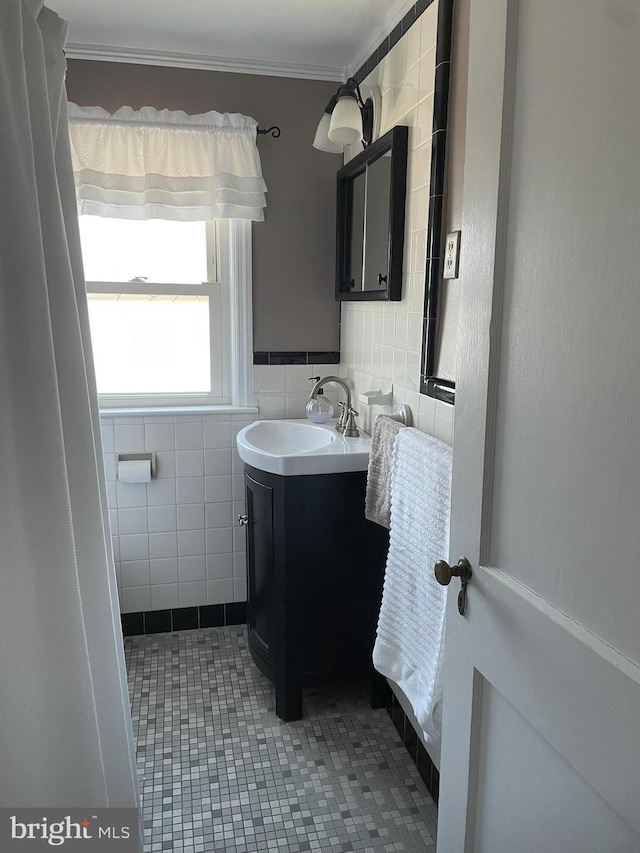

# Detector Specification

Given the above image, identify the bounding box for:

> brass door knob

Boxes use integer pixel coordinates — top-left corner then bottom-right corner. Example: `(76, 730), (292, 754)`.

(434, 558), (473, 616)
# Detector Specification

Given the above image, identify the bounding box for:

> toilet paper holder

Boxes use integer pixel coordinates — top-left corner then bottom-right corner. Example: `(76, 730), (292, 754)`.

(116, 451), (157, 480)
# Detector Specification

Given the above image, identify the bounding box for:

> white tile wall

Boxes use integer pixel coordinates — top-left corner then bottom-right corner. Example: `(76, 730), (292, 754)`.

(253, 364), (343, 420)
(102, 411), (255, 613)
(339, 4), (455, 446)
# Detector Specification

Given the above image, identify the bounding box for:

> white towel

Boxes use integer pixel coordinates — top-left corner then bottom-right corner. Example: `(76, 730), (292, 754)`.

(372, 428), (452, 744)
(365, 415), (406, 529)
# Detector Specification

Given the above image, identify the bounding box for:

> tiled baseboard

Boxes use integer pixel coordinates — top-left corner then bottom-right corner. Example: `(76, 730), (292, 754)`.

(373, 677), (440, 805)
(121, 602), (247, 637)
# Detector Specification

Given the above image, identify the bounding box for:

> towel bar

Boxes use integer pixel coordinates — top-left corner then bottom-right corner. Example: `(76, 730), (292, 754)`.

(376, 404), (412, 427)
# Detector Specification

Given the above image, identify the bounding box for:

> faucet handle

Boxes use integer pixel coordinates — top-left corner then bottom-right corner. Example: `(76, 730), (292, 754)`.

(342, 407), (360, 438)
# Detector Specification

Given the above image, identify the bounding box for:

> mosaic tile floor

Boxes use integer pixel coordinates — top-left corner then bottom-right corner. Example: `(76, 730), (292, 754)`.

(125, 626), (437, 853)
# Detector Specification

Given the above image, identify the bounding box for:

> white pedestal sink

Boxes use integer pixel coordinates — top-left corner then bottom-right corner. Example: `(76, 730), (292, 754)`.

(236, 419), (372, 476)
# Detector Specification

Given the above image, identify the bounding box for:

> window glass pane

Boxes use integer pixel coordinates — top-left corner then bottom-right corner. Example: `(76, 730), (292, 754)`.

(87, 293), (211, 394)
(79, 217), (208, 283)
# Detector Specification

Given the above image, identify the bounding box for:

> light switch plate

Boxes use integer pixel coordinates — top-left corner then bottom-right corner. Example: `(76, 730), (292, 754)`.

(443, 231), (461, 279)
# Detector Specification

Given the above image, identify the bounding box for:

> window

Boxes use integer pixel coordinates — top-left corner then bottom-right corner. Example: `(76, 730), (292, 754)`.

(80, 217), (231, 407)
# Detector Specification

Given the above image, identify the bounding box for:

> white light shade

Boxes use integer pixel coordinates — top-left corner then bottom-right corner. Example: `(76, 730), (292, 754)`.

(328, 95), (362, 146)
(312, 113), (343, 153)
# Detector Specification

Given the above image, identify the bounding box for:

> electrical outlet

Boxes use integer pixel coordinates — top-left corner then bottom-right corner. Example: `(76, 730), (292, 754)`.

(443, 231), (461, 279)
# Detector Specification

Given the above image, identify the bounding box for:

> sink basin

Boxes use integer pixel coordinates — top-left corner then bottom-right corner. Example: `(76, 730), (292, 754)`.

(242, 420), (336, 455)
(236, 419), (372, 476)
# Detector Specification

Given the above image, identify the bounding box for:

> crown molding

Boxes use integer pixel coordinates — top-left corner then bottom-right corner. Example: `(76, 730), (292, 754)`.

(64, 42), (347, 82)
(346, 0), (417, 78)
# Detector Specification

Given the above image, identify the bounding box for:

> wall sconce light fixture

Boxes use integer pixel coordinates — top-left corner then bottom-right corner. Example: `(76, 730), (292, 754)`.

(313, 78), (380, 153)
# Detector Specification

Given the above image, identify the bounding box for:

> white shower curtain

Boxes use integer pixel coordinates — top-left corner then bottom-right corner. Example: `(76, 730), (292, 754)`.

(0, 0), (139, 808)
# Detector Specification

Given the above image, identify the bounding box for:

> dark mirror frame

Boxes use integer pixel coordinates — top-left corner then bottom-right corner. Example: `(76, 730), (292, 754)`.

(420, 0), (455, 403)
(335, 125), (408, 302)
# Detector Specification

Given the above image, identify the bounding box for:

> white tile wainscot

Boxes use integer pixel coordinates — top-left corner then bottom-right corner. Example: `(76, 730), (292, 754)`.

(338, 6), (455, 447)
(101, 410), (256, 613)
(253, 363), (342, 419)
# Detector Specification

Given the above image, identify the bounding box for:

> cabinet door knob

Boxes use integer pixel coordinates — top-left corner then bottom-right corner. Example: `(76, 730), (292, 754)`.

(237, 514), (249, 526)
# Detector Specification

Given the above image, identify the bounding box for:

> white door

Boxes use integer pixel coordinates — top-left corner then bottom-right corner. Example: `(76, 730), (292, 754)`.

(437, 1), (640, 850)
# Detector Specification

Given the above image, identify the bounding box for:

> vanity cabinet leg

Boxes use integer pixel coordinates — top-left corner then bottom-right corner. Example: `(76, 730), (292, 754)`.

(275, 680), (303, 722)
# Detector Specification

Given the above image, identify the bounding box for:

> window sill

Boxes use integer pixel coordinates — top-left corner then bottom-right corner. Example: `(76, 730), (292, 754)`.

(99, 404), (258, 418)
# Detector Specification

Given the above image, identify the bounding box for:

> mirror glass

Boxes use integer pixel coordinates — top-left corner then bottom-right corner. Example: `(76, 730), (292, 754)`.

(346, 159), (391, 292)
(336, 126), (408, 302)
(362, 153), (392, 291)
(349, 171), (366, 289)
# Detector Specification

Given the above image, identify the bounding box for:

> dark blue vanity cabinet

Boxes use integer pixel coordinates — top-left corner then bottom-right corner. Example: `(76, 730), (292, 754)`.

(243, 464), (389, 721)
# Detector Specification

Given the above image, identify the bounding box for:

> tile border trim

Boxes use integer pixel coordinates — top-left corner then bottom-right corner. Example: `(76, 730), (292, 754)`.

(420, 0), (455, 400)
(374, 678), (440, 805)
(352, 0), (438, 85)
(121, 602), (247, 636)
(253, 351), (340, 366)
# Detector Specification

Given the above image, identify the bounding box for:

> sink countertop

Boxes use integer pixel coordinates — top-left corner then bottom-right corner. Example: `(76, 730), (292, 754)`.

(236, 419), (372, 476)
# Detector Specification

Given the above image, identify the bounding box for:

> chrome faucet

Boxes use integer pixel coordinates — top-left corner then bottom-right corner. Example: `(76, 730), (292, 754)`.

(308, 375), (359, 437)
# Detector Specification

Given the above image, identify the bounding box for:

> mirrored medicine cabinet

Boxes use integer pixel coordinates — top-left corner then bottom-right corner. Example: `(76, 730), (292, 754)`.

(335, 125), (408, 302)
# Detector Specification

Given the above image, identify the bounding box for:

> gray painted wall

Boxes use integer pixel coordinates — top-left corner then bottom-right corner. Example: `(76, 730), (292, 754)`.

(66, 60), (340, 352)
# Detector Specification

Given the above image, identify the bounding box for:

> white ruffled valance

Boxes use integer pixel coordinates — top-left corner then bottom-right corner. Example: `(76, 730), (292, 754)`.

(68, 104), (267, 221)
